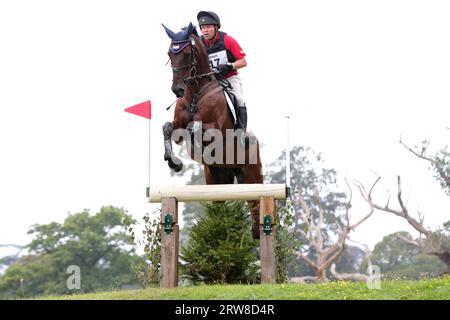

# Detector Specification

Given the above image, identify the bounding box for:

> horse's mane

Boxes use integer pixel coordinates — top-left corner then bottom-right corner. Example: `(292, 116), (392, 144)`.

(190, 28), (208, 61)
(180, 24), (199, 38)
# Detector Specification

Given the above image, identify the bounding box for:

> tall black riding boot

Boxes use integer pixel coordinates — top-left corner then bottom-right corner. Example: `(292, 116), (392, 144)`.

(237, 106), (247, 131)
(237, 106), (249, 149)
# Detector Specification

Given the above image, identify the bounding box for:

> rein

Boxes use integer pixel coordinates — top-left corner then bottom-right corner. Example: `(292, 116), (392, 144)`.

(168, 37), (216, 115)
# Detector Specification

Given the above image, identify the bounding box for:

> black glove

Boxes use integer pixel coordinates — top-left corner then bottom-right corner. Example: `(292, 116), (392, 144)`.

(217, 63), (234, 76)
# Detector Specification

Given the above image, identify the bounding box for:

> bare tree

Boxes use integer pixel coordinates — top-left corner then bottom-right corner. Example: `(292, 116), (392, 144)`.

(293, 179), (378, 282)
(356, 175), (450, 274)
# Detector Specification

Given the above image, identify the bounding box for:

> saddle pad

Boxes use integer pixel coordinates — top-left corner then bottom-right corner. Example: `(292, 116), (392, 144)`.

(224, 91), (237, 124)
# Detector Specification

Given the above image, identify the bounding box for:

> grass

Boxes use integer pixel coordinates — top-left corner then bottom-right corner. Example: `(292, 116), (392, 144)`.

(39, 276), (450, 300)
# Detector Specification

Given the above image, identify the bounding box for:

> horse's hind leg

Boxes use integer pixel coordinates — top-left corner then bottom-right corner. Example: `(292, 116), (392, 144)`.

(242, 154), (264, 240)
(204, 165), (235, 184)
(246, 199), (260, 240)
(162, 121), (183, 172)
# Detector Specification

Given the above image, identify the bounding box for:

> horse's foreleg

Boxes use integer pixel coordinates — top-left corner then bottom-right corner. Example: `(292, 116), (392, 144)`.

(162, 121), (183, 172)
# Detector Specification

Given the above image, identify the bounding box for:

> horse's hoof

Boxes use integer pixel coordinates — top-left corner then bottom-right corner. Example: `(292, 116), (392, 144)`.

(168, 159), (183, 172)
(173, 162), (183, 172)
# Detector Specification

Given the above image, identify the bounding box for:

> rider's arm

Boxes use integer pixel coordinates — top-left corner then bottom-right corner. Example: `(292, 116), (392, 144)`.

(224, 34), (247, 70)
(231, 57), (247, 70)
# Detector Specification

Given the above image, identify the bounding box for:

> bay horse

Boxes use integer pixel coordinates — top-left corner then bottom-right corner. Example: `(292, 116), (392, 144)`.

(162, 23), (263, 239)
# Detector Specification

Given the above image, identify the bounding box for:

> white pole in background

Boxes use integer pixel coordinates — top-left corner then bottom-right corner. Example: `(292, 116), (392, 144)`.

(285, 115), (291, 197)
(147, 118), (151, 198)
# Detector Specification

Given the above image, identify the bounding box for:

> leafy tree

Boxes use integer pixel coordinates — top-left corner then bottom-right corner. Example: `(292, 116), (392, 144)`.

(266, 146), (350, 279)
(370, 232), (420, 272)
(127, 211), (161, 287)
(367, 231), (446, 279)
(266, 146), (347, 246)
(0, 256), (19, 270)
(0, 206), (141, 298)
(180, 201), (258, 284)
(273, 199), (297, 283)
(334, 245), (366, 274)
(0, 244), (24, 275)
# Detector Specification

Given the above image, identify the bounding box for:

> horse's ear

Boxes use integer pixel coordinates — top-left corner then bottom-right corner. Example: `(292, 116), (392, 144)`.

(192, 25), (199, 37)
(185, 22), (194, 38)
(162, 23), (176, 40)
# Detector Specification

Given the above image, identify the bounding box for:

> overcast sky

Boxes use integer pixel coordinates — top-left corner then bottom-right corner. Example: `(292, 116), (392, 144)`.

(0, 0), (449, 252)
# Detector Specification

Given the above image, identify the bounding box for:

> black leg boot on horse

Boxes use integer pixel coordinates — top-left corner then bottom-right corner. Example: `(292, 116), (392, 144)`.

(162, 122), (183, 172)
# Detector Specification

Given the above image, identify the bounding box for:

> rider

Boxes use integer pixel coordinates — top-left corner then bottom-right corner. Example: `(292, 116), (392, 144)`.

(197, 11), (250, 148)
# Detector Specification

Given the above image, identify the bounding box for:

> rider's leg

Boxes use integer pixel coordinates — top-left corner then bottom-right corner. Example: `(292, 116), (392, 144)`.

(227, 76), (245, 127)
(227, 76), (250, 149)
(237, 106), (250, 150)
(237, 105), (247, 131)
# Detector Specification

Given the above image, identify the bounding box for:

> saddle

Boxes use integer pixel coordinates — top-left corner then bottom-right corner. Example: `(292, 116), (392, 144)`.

(181, 74), (238, 125)
(215, 75), (238, 125)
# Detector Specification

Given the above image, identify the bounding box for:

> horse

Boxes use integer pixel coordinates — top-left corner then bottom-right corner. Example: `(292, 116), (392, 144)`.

(161, 23), (263, 239)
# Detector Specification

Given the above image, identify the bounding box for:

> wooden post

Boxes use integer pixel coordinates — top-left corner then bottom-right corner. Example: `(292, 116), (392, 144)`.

(259, 196), (276, 284)
(160, 197), (179, 288)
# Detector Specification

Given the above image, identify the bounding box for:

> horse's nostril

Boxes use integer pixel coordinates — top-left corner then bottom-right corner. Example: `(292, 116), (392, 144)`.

(172, 87), (184, 98)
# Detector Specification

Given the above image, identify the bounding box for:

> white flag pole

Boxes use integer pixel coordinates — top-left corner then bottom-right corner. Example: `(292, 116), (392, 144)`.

(285, 115), (291, 198)
(124, 100), (152, 198)
(147, 117), (151, 198)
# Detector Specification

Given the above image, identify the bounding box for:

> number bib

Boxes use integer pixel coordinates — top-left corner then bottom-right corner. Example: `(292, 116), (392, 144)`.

(208, 50), (229, 71)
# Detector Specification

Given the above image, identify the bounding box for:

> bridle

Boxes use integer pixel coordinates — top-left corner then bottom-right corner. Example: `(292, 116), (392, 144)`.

(169, 37), (216, 114)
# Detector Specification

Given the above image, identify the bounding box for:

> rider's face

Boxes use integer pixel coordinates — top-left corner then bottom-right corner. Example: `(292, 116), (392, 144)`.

(200, 24), (216, 41)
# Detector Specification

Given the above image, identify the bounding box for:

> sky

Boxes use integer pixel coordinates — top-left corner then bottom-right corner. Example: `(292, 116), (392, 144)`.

(0, 0), (449, 253)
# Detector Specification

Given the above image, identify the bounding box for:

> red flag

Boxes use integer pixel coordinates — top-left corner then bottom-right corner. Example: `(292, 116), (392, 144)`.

(124, 100), (151, 119)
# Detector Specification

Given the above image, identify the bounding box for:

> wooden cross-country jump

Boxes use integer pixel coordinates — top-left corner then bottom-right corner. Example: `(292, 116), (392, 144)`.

(149, 183), (287, 288)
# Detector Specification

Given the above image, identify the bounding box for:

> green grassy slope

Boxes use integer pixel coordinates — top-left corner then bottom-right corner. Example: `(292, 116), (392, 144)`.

(40, 276), (450, 300)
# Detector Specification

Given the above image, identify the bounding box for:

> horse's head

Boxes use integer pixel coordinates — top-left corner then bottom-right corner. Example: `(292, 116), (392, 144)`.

(163, 23), (204, 98)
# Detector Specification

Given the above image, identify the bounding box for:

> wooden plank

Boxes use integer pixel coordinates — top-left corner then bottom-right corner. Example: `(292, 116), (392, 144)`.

(149, 184), (286, 203)
(160, 198), (179, 288)
(260, 196), (276, 284)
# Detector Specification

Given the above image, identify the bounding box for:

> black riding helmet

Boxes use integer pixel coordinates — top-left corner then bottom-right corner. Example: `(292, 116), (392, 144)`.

(197, 11), (221, 29)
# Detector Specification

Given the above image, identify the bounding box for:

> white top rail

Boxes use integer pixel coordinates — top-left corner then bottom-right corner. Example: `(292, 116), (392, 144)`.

(149, 184), (287, 203)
